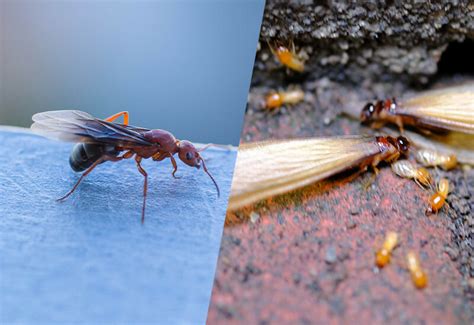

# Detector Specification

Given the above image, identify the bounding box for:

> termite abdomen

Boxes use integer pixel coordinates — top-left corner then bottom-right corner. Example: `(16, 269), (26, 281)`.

(69, 143), (119, 172)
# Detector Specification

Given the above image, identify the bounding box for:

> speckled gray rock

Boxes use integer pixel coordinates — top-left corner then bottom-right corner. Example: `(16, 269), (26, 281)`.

(254, 0), (473, 84)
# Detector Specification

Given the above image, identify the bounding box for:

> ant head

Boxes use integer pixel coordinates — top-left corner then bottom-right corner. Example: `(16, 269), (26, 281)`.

(177, 140), (201, 168)
(360, 102), (377, 123)
(177, 140), (220, 197)
(395, 136), (410, 155)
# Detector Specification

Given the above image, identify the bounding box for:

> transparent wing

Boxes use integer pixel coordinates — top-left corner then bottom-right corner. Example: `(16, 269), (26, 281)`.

(31, 110), (153, 146)
(399, 83), (474, 134)
(228, 136), (380, 210)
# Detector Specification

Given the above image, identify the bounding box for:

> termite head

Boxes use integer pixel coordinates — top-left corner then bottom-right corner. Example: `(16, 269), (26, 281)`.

(361, 100), (384, 124)
(360, 102), (377, 123)
(361, 98), (397, 124)
(265, 92), (283, 109)
(416, 167), (432, 188)
(427, 178), (449, 214)
(388, 136), (410, 156)
(442, 154), (457, 170)
(177, 140), (220, 197)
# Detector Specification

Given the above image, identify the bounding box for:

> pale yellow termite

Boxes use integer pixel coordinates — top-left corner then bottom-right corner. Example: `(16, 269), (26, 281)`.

(265, 88), (305, 110)
(415, 149), (457, 170)
(391, 160), (432, 188)
(406, 251), (428, 289)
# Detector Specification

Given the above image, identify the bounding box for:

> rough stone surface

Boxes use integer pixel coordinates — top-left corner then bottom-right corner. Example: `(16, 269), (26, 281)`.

(253, 0), (473, 85)
(208, 1), (474, 324)
(0, 129), (236, 324)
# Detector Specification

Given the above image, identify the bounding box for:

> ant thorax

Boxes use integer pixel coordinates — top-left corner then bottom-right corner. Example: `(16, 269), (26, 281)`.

(144, 129), (179, 153)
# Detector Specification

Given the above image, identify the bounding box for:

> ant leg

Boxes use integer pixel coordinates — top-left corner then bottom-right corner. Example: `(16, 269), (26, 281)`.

(152, 152), (167, 161)
(169, 155), (181, 179)
(105, 111), (129, 125)
(135, 156), (148, 224)
(121, 150), (134, 159)
(57, 154), (123, 201)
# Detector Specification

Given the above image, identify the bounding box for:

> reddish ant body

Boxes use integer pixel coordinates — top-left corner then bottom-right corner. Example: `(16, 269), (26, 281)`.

(32, 110), (219, 223)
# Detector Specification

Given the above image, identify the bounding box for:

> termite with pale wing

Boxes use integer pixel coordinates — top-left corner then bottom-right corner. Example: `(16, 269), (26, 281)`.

(360, 83), (474, 135)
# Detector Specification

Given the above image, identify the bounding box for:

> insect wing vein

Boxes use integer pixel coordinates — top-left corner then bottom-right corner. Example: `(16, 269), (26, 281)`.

(228, 136), (379, 209)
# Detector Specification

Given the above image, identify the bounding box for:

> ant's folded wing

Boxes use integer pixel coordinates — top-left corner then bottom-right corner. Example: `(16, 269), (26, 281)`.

(31, 110), (153, 146)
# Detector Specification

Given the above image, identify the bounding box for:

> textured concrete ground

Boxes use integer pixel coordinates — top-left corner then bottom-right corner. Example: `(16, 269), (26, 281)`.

(0, 129), (235, 324)
(208, 1), (473, 323)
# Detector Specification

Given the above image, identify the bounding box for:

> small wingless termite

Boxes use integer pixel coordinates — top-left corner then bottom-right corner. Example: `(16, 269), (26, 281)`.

(375, 231), (398, 268)
(227, 135), (409, 210)
(360, 83), (474, 134)
(406, 251), (428, 289)
(427, 178), (449, 214)
(265, 88), (305, 110)
(31, 110), (219, 223)
(391, 160), (432, 189)
(415, 149), (457, 170)
(267, 41), (305, 72)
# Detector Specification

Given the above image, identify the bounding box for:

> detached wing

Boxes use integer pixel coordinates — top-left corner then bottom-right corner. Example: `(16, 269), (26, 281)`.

(31, 110), (153, 147)
(228, 136), (381, 210)
(399, 83), (474, 134)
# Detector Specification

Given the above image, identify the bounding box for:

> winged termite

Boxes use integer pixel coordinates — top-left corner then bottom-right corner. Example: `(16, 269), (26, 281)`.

(227, 135), (409, 210)
(31, 110), (219, 223)
(360, 83), (474, 134)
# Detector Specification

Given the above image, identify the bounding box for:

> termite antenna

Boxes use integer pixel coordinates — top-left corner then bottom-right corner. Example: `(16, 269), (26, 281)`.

(200, 156), (220, 198)
(266, 39), (276, 56)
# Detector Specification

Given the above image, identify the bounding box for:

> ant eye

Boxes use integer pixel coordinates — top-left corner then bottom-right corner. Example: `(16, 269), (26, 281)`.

(185, 152), (193, 160)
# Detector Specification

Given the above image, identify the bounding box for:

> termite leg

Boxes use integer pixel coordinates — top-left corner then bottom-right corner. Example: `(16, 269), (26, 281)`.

(414, 178), (425, 190)
(105, 111), (129, 125)
(363, 164), (380, 190)
(395, 117), (405, 134)
(269, 107), (281, 116)
(135, 156), (148, 224)
(290, 39), (296, 54)
(169, 155), (181, 179)
(266, 40), (276, 56)
(57, 154), (123, 201)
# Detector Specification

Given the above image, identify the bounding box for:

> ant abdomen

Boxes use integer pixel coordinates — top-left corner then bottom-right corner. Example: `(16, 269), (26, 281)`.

(69, 143), (118, 172)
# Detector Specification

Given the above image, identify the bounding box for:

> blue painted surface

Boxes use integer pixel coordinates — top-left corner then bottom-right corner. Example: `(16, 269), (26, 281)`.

(0, 129), (236, 324)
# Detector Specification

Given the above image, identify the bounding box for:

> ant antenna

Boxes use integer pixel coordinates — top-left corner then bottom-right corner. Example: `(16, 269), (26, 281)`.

(200, 156), (220, 198)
